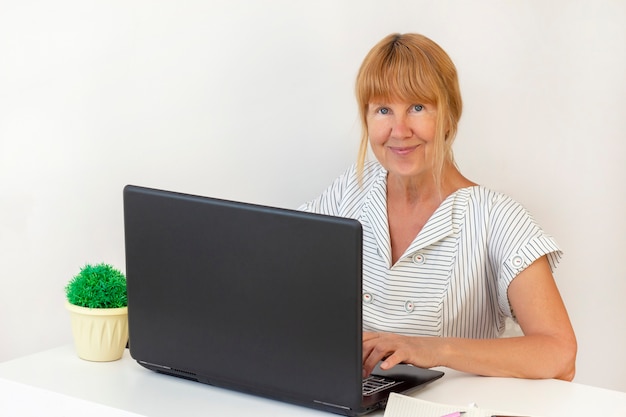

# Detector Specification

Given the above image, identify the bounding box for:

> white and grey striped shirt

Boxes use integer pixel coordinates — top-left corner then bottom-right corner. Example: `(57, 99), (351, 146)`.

(299, 161), (562, 339)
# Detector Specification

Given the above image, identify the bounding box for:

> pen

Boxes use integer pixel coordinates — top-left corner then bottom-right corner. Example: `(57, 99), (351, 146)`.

(440, 412), (465, 417)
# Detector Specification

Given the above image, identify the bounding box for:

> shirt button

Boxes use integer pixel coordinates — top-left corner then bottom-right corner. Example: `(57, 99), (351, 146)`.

(511, 255), (524, 269)
(363, 292), (373, 304)
(404, 300), (414, 313)
(412, 253), (426, 265)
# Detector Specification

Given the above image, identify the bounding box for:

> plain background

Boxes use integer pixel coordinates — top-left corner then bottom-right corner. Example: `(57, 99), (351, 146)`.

(1, 0), (625, 392)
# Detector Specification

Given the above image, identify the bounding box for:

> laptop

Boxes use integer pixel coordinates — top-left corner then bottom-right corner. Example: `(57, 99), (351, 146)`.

(123, 185), (444, 416)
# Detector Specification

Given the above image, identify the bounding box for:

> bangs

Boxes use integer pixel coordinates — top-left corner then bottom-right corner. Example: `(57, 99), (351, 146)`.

(357, 40), (440, 106)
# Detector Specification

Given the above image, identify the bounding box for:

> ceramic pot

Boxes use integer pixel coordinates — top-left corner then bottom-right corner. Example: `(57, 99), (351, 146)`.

(65, 301), (128, 361)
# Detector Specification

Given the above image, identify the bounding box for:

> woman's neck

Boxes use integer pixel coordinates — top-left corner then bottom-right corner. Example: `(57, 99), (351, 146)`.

(386, 164), (476, 206)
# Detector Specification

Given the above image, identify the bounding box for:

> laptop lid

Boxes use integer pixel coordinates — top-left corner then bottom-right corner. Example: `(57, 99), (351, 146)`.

(123, 185), (443, 416)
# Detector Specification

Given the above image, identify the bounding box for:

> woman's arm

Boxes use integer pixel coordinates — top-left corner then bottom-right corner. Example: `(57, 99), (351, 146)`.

(362, 256), (577, 381)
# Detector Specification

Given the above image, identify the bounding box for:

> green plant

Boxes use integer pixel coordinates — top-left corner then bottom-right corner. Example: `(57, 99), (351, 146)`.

(65, 263), (127, 308)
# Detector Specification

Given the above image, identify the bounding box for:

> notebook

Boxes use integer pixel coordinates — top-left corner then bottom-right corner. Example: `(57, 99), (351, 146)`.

(383, 393), (523, 417)
(123, 185), (444, 416)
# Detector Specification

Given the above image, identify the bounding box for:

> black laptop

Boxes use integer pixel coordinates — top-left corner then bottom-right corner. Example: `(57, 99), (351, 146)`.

(123, 185), (443, 416)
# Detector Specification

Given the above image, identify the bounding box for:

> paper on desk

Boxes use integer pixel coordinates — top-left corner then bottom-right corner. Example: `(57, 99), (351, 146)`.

(383, 392), (523, 417)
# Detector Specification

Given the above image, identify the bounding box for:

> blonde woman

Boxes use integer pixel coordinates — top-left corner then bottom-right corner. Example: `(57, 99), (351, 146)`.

(300, 33), (577, 381)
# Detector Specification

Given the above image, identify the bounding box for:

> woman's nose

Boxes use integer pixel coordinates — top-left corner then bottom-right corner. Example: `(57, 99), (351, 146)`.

(390, 117), (411, 138)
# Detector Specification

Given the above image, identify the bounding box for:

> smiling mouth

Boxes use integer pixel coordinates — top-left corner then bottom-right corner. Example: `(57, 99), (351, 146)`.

(388, 145), (419, 155)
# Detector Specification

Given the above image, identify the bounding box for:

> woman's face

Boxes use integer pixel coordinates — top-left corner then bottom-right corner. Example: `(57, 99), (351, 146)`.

(366, 100), (437, 182)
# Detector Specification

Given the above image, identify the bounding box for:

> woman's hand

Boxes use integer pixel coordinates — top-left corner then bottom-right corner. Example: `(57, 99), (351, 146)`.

(362, 332), (441, 377)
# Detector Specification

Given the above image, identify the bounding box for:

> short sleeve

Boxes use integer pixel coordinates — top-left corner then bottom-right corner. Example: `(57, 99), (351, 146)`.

(487, 193), (563, 317)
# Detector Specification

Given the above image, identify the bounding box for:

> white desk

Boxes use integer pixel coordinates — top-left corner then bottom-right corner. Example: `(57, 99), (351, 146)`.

(1, 345), (625, 417)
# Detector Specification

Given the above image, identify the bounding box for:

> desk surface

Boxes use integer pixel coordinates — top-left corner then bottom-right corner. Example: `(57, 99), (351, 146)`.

(1, 345), (625, 417)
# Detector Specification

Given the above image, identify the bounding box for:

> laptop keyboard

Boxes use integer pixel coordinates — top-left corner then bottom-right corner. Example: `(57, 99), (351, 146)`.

(362, 375), (401, 396)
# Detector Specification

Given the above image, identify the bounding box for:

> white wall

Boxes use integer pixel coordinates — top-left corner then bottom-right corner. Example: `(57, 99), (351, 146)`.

(1, 0), (624, 392)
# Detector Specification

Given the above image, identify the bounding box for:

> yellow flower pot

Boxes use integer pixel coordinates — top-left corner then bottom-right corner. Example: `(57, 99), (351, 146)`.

(65, 301), (128, 362)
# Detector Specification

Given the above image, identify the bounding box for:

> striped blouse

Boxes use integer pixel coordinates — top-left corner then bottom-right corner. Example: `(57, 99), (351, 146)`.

(299, 161), (562, 338)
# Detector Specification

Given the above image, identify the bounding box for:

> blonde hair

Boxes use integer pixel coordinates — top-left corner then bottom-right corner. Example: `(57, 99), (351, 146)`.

(355, 33), (462, 188)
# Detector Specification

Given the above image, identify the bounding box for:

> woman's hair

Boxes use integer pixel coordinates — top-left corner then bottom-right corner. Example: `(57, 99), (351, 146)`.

(355, 33), (462, 188)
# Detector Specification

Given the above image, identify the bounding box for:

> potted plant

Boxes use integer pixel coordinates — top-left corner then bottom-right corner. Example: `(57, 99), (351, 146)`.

(65, 263), (129, 361)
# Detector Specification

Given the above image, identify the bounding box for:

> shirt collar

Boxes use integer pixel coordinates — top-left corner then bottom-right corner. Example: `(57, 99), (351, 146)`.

(362, 168), (472, 267)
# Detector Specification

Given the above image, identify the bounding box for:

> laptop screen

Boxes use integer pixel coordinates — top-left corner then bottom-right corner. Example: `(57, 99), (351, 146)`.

(124, 185), (365, 411)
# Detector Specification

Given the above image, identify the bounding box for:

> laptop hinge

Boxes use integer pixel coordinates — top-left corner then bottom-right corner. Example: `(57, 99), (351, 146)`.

(313, 400), (351, 410)
(138, 360), (171, 370)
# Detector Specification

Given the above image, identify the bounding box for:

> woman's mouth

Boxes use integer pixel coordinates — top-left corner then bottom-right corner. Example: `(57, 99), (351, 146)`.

(388, 145), (419, 156)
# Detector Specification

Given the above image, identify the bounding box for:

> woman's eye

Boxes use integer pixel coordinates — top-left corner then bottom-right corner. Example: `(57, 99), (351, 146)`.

(378, 108), (389, 115)
(412, 104), (424, 112)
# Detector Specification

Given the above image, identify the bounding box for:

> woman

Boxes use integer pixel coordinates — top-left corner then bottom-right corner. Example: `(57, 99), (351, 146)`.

(299, 33), (577, 381)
